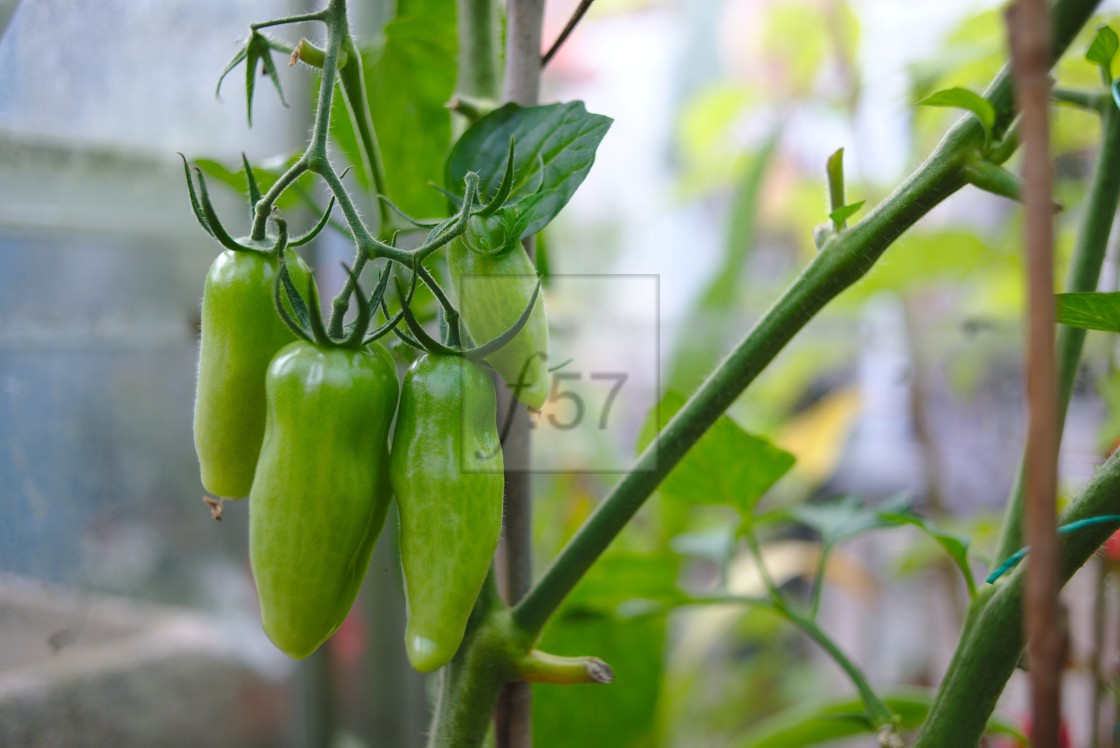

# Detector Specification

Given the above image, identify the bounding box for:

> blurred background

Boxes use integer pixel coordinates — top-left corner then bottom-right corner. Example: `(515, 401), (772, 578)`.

(2, 0), (1120, 745)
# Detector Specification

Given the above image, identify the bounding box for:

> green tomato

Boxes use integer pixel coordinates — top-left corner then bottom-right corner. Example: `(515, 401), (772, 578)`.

(450, 236), (550, 410)
(390, 353), (504, 672)
(249, 340), (399, 659)
(193, 248), (311, 499)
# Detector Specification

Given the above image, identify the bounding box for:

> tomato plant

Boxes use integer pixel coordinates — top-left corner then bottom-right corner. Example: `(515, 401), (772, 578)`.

(179, 1), (1120, 746)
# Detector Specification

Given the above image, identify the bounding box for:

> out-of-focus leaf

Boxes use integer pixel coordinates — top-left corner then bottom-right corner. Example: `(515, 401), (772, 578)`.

(773, 387), (861, 482)
(1096, 367), (1120, 451)
(329, 0), (457, 218)
(1056, 291), (1120, 332)
(1086, 25), (1118, 80)
(918, 87), (995, 144)
(734, 689), (1025, 747)
(668, 131), (781, 393)
(194, 154), (313, 214)
(446, 102), (612, 238)
(878, 511), (976, 597)
(563, 554), (684, 615)
(534, 554), (672, 748)
(771, 494), (911, 549)
(637, 391), (795, 516)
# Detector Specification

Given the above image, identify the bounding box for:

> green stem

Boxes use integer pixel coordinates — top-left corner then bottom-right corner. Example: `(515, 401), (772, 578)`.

(457, 0), (501, 100)
(688, 592), (892, 728)
(251, 11), (328, 31)
(336, 40), (393, 234)
(775, 604), (894, 728)
(251, 156), (309, 240)
(993, 103), (1120, 566)
(827, 147), (847, 231)
(914, 451), (1120, 746)
(511, 0), (1100, 657)
(513, 125), (973, 640)
(1052, 86), (1108, 111)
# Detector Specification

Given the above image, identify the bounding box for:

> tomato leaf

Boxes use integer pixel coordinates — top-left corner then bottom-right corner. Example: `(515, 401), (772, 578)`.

(194, 154), (314, 214)
(1086, 25), (1118, 82)
(329, 0), (457, 219)
(773, 493), (910, 548)
(918, 87), (995, 145)
(534, 554), (672, 748)
(878, 511), (977, 597)
(1056, 291), (1120, 332)
(446, 102), (613, 238)
(734, 689), (1026, 747)
(828, 200), (866, 226)
(637, 391), (795, 515)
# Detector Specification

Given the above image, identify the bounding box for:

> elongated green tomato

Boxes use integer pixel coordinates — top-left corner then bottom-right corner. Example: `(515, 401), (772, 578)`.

(390, 353), (504, 672)
(193, 247), (310, 498)
(249, 340), (398, 659)
(450, 220), (549, 409)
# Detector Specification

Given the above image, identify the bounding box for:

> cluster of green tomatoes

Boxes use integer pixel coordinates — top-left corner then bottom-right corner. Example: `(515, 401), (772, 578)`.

(186, 163), (549, 673)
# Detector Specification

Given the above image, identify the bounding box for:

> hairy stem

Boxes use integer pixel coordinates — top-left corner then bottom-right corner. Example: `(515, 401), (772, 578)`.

(511, 0), (1102, 650)
(457, 0), (501, 100)
(994, 103), (1120, 566)
(493, 1), (545, 746)
(914, 452), (1120, 746)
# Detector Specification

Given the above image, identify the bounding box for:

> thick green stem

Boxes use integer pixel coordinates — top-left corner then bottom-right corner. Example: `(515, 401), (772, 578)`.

(914, 451), (1120, 746)
(993, 103), (1120, 566)
(336, 41), (393, 234)
(512, 0), (1100, 659)
(457, 0), (501, 100)
(513, 125), (975, 640)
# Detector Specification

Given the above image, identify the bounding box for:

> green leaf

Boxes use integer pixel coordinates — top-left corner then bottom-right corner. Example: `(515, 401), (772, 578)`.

(918, 87), (996, 145)
(534, 554), (671, 748)
(1056, 291), (1120, 333)
(878, 511), (977, 597)
(636, 391), (795, 515)
(194, 154), (314, 213)
(446, 102), (613, 238)
(828, 200), (866, 227)
(734, 689), (1026, 747)
(1086, 25), (1118, 82)
(775, 494), (911, 548)
(329, 0), (457, 218)
(668, 131), (781, 393)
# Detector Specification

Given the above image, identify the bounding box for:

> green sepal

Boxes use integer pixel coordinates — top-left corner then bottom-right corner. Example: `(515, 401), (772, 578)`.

(215, 30), (290, 128)
(305, 273), (331, 346)
(179, 153), (215, 238)
(192, 166), (260, 253)
(475, 139), (517, 217)
(339, 263), (371, 348)
(289, 197), (336, 247)
(464, 278), (543, 361)
(241, 152), (262, 222)
(392, 276), (461, 357)
(360, 265), (401, 344)
(274, 259), (316, 345)
(379, 195), (443, 229)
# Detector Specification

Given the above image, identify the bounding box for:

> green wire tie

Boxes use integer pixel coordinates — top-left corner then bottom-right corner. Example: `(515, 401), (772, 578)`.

(985, 515), (1120, 584)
